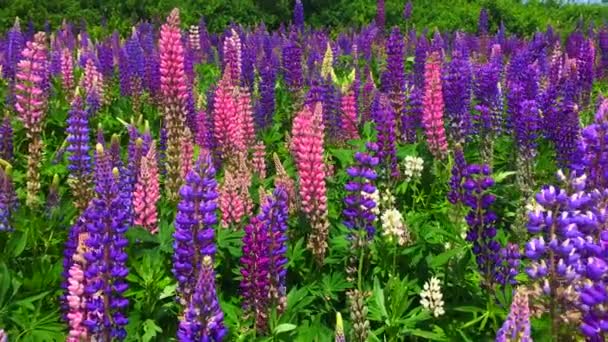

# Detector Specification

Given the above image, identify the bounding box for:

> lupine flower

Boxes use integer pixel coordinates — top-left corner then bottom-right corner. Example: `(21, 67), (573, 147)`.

(335, 312), (345, 342)
(381, 208), (411, 246)
(403, 1), (413, 21)
(321, 42), (335, 81)
(402, 156), (424, 182)
(282, 30), (304, 95)
(414, 35), (429, 89)
(422, 52), (448, 158)
(514, 100), (540, 194)
(578, 39), (595, 107)
(257, 56), (277, 129)
(348, 289), (370, 342)
(180, 129), (194, 179)
(223, 29), (242, 86)
(252, 141), (267, 179)
(189, 25), (201, 52)
(83, 57), (103, 116)
(160, 8), (189, 200)
(478, 9), (489, 36)
(0, 115), (13, 162)
(177, 255), (227, 342)
(0, 329), (6, 342)
(134, 144), (160, 234)
(15, 32), (48, 207)
(3, 18), (24, 91)
(496, 288), (532, 342)
(442, 45), (472, 144)
(376, 0), (385, 30)
(66, 97), (93, 211)
(294, 0), (305, 31)
(291, 103), (329, 263)
(462, 164), (501, 287)
(173, 152), (219, 306)
(420, 276), (445, 317)
(66, 235), (88, 342)
(495, 243), (521, 286)
(236, 87), (255, 147)
(83, 144), (129, 340)
(60, 48), (74, 93)
(46, 173), (60, 213)
(272, 152), (297, 213)
(213, 78), (246, 159)
(343, 143), (379, 243)
(598, 28), (608, 79)
(372, 93), (399, 178)
(385, 27), (408, 140)
(341, 87), (359, 141)
(572, 99), (608, 189)
(218, 165), (252, 228)
(0, 166), (17, 232)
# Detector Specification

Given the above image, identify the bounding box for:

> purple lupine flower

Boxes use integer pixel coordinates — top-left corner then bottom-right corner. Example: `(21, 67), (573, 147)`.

(257, 54), (277, 130)
(83, 144), (129, 340)
(462, 164), (500, 287)
(241, 39), (256, 88)
(474, 49), (503, 135)
(343, 143), (379, 241)
(0, 115), (13, 162)
(414, 35), (429, 89)
(513, 99), (540, 193)
(376, 0), (385, 31)
(478, 9), (489, 36)
(554, 63), (582, 168)
(198, 17), (212, 62)
(282, 29), (303, 94)
(496, 288), (531, 341)
(323, 79), (341, 140)
(118, 48), (132, 96)
(294, 0), (305, 31)
(173, 152), (218, 305)
(443, 46), (472, 144)
(240, 216), (271, 332)
(372, 93), (399, 178)
(125, 33), (145, 91)
(403, 1), (413, 21)
(260, 186), (289, 312)
(384, 28), (408, 140)
(494, 243), (521, 286)
(177, 255), (227, 342)
(566, 30), (584, 60)
(66, 98), (91, 178)
(430, 30), (445, 56)
(572, 99), (608, 190)
(2, 19), (24, 83)
(0, 166), (17, 232)
(447, 146), (467, 205)
(578, 38), (595, 107)
(97, 40), (114, 80)
(598, 28), (608, 79)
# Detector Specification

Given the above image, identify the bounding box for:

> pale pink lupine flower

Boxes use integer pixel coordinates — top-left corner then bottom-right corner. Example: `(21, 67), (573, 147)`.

(223, 29), (242, 86)
(252, 141), (266, 179)
(422, 52), (448, 158)
(66, 264), (88, 342)
(180, 129), (194, 179)
(133, 144), (160, 233)
(15, 32), (48, 133)
(236, 87), (255, 147)
(61, 48), (74, 92)
(83, 57), (104, 104)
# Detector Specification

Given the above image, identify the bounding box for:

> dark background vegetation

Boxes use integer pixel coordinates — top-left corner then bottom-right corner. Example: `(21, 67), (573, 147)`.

(0, 0), (607, 36)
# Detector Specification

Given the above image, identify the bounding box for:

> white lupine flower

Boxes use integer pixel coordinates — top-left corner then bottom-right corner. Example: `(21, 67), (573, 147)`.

(403, 156), (424, 182)
(420, 276), (445, 317)
(381, 208), (410, 246)
(189, 25), (200, 51)
(380, 189), (395, 209)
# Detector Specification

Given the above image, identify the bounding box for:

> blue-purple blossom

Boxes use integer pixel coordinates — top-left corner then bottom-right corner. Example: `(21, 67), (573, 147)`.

(282, 30), (304, 94)
(443, 47), (472, 144)
(0, 115), (13, 163)
(66, 98), (91, 178)
(372, 93), (399, 178)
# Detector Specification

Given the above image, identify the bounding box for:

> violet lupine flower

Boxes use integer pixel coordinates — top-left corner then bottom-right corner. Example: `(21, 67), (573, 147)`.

(554, 62), (582, 169)
(172, 152), (218, 305)
(443, 47), (472, 144)
(385, 27), (408, 140)
(2, 19), (24, 85)
(372, 93), (399, 178)
(414, 35), (429, 89)
(496, 288), (532, 342)
(118, 48), (132, 96)
(494, 243), (521, 286)
(376, 0), (385, 31)
(572, 99), (608, 190)
(343, 143), (379, 242)
(66, 97), (93, 211)
(0, 166), (17, 232)
(0, 115), (13, 163)
(282, 29), (304, 94)
(241, 39), (255, 89)
(96, 40), (114, 81)
(403, 1), (413, 21)
(257, 54), (277, 130)
(478, 9), (489, 36)
(447, 146), (467, 205)
(241, 217), (271, 332)
(177, 255), (227, 342)
(462, 164), (501, 287)
(513, 99), (540, 193)
(578, 39), (595, 107)
(83, 144), (129, 340)
(125, 33), (145, 94)
(598, 28), (608, 79)
(294, 0), (305, 31)
(260, 186), (289, 312)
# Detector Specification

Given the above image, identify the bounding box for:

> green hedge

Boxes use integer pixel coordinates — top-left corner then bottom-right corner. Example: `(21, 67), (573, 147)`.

(0, 0), (606, 36)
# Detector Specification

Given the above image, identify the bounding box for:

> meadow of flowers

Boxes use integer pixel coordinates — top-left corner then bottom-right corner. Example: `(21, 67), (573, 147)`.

(0, 0), (608, 341)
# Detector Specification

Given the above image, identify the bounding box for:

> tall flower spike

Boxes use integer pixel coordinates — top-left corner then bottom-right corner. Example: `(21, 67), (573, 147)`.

(442, 45), (472, 144)
(213, 79), (245, 160)
(66, 233), (89, 342)
(177, 256), (227, 342)
(294, 0), (305, 31)
(422, 52), (448, 158)
(282, 29), (303, 95)
(223, 29), (242, 86)
(273, 152), (297, 213)
(252, 141), (267, 179)
(496, 288), (532, 342)
(160, 8), (189, 200)
(15, 32), (48, 207)
(0, 114), (13, 163)
(83, 144), (129, 340)
(291, 103), (329, 263)
(376, 0), (385, 30)
(372, 93), (399, 178)
(66, 97), (93, 211)
(341, 86), (359, 141)
(60, 48), (74, 93)
(236, 87), (255, 147)
(335, 312), (345, 342)
(0, 166), (17, 232)
(134, 144), (160, 234)
(172, 151), (218, 305)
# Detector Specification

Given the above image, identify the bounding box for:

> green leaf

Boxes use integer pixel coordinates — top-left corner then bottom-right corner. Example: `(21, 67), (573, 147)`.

(274, 323), (297, 334)
(410, 328), (447, 341)
(142, 319), (163, 342)
(494, 171), (517, 183)
(427, 246), (464, 268)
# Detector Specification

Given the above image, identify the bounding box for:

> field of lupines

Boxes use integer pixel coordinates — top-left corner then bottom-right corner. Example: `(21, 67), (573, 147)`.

(1, 0), (608, 341)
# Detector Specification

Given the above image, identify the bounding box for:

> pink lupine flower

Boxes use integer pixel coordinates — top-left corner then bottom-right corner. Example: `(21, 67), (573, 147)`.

(15, 32), (48, 207)
(291, 103), (330, 263)
(422, 52), (448, 158)
(341, 88), (359, 140)
(83, 57), (104, 105)
(160, 8), (189, 200)
(236, 87), (255, 147)
(213, 79), (245, 158)
(180, 129), (194, 179)
(252, 141), (267, 179)
(66, 263), (88, 342)
(219, 168), (252, 228)
(133, 144), (160, 234)
(61, 48), (74, 93)
(195, 109), (209, 147)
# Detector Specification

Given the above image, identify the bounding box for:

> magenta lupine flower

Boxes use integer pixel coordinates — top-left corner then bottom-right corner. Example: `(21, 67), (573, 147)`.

(213, 78), (246, 159)
(236, 87), (255, 147)
(341, 87), (359, 141)
(15, 32), (48, 207)
(422, 52), (448, 158)
(160, 8), (189, 200)
(133, 144), (160, 234)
